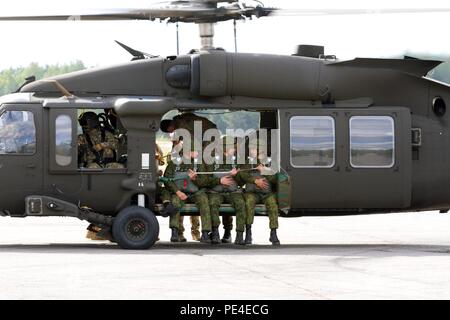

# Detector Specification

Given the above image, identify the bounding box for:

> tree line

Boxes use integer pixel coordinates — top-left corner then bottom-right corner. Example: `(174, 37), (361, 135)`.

(0, 61), (86, 96)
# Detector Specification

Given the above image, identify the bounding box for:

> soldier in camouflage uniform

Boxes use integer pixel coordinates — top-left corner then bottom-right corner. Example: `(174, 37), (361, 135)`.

(77, 112), (124, 169)
(208, 138), (247, 245)
(78, 112), (124, 240)
(156, 143), (175, 220)
(239, 138), (280, 245)
(177, 214), (199, 242)
(163, 148), (232, 244)
(160, 112), (219, 241)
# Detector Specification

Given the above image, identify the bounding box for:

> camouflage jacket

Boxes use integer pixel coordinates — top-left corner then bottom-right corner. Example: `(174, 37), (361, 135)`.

(78, 128), (119, 166)
(208, 156), (244, 193)
(237, 160), (278, 194)
(163, 158), (212, 194)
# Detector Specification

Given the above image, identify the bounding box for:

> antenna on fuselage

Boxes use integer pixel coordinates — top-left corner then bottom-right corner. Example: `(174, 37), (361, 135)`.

(176, 22), (180, 55)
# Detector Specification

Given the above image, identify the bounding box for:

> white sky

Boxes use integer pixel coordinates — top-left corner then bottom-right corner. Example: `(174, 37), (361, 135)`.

(0, 0), (449, 69)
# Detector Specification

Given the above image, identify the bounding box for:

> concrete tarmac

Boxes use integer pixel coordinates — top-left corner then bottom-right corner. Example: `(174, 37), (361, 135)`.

(1, 211), (450, 299)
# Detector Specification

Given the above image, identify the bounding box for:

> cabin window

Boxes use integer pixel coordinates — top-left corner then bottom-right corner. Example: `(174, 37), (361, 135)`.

(55, 115), (73, 166)
(289, 116), (335, 168)
(0, 111), (36, 155)
(349, 116), (395, 168)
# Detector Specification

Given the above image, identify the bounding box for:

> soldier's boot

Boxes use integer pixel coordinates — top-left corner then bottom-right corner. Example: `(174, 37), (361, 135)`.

(86, 230), (97, 240)
(245, 225), (253, 245)
(170, 228), (179, 242)
(86, 224), (106, 241)
(269, 229), (280, 246)
(161, 202), (176, 218)
(200, 231), (211, 243)
(234, 231), (245, 245)
(211, 227), (220, 245)
(221, 229), (232, 243)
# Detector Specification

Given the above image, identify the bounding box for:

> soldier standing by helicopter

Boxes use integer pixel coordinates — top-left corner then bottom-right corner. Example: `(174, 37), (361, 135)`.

(78, 111), (124, 240)
(156, 143), (176, 220)
(160, 112), (219, 241)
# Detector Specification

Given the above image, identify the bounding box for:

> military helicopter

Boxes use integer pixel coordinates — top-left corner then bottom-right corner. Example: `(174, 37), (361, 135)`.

(0, 0), (449, 249)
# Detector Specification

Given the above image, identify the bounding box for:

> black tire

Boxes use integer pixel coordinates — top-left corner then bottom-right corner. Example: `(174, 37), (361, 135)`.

(112, 206), (159, 250)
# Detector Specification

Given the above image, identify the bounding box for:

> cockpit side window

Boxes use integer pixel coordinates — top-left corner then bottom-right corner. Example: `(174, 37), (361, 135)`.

(0, 110), (36, 155)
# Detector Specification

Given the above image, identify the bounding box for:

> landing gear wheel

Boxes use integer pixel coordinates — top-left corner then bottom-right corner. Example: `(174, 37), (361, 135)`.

(112, 206), (159, 249)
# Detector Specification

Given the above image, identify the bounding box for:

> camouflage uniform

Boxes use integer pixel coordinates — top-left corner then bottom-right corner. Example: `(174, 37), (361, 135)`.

(171, 112), (218, 240)
(163, 157), (218, 234)
(239, 161), (279, 230)
(208, 156), (246, 234)
(156, 143), (176, 235)
(238, 150), (280, 245)
(222, 215), (233, 232)
(177, 215), (200, 240)
(77, 128), (123, 169)
(155, 143), (168, 201)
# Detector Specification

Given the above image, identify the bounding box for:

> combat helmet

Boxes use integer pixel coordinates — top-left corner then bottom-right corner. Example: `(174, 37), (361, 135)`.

(78, 111), (100, 130)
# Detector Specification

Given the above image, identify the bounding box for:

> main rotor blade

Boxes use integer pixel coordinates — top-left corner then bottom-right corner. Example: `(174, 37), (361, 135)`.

(0, 6), (448, 22)
(0, 8), (216, 21)
(271, 8), (450, 16)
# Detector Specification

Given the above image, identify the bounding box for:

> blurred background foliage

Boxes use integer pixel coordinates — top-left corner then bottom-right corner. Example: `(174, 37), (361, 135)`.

(0, 61), (85, 96)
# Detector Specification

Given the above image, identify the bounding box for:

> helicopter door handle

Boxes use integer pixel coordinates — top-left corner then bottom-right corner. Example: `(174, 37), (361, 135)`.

(26, 164), (36, 169)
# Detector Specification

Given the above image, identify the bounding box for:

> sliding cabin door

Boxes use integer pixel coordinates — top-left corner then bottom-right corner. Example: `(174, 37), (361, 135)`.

(279, 107), (411, 210)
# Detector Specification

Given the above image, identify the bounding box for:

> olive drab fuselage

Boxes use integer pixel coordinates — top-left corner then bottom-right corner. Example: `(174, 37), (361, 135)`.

(0, 49), (449, 218)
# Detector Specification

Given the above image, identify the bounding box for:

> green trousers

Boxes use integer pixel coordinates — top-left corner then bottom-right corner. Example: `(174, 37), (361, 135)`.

(169, 191), (215, 231)
(159, 187), (171, 203)
(178, 215), (200, 236)
(209, 192), (246, 232)
(243, 193), (279, 230)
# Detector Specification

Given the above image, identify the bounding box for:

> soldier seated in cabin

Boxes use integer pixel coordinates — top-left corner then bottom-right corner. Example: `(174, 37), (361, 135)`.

(161, 135), (236, 244)
(77, 111), (124, 169)
(207, 136), (247, 245)
(238, 136), (280, 246)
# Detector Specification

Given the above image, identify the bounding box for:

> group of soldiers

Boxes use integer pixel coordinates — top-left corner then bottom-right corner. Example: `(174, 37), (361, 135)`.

(76, 110), (281, 245)
(158, 112), (280, 246)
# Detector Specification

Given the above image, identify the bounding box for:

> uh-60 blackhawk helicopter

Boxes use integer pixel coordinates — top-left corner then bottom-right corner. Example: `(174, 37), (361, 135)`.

(0, 0), (449, 249)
